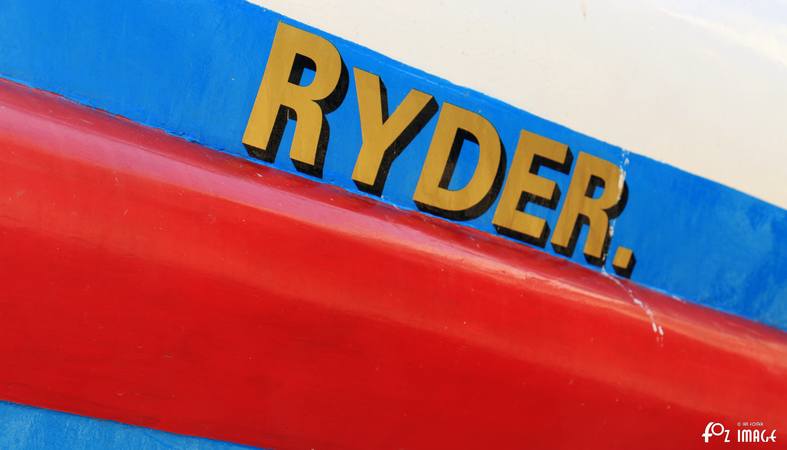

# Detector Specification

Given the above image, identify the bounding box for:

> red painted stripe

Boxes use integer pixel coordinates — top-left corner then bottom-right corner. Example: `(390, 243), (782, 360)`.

(0, 79), (784, 449)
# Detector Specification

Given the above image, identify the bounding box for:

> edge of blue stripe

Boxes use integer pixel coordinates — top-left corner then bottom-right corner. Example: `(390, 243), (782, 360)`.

(0, 401), (263, 450)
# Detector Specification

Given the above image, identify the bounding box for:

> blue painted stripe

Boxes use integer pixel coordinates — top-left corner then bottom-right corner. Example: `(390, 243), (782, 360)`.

(0, 0), (784, 330)
(0, 401), (261, 449)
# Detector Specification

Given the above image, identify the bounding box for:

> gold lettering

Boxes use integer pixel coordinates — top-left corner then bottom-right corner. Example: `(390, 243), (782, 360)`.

(611, 246), (635, 277)
(492, 130), (570, 246)
(551, 152), (627, 264)
(413, 103), (504, 220)
(352, 68), (436, 195)
(243, 22), (347, 176)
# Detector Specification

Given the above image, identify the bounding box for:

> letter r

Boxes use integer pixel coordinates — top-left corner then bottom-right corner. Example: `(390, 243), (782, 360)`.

(243, 22), (348, 176)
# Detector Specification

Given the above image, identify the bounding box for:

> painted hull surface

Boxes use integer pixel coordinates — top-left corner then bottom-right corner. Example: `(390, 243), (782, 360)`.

(0, 0), (786, 449)
(0, 80), (785, 449)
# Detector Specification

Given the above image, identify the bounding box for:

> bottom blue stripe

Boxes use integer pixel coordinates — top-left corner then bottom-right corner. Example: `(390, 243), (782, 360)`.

(0, 401), (261, 450)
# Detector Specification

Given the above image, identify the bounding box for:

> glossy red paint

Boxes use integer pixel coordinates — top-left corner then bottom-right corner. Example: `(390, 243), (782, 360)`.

(0, 79), (785, 449)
